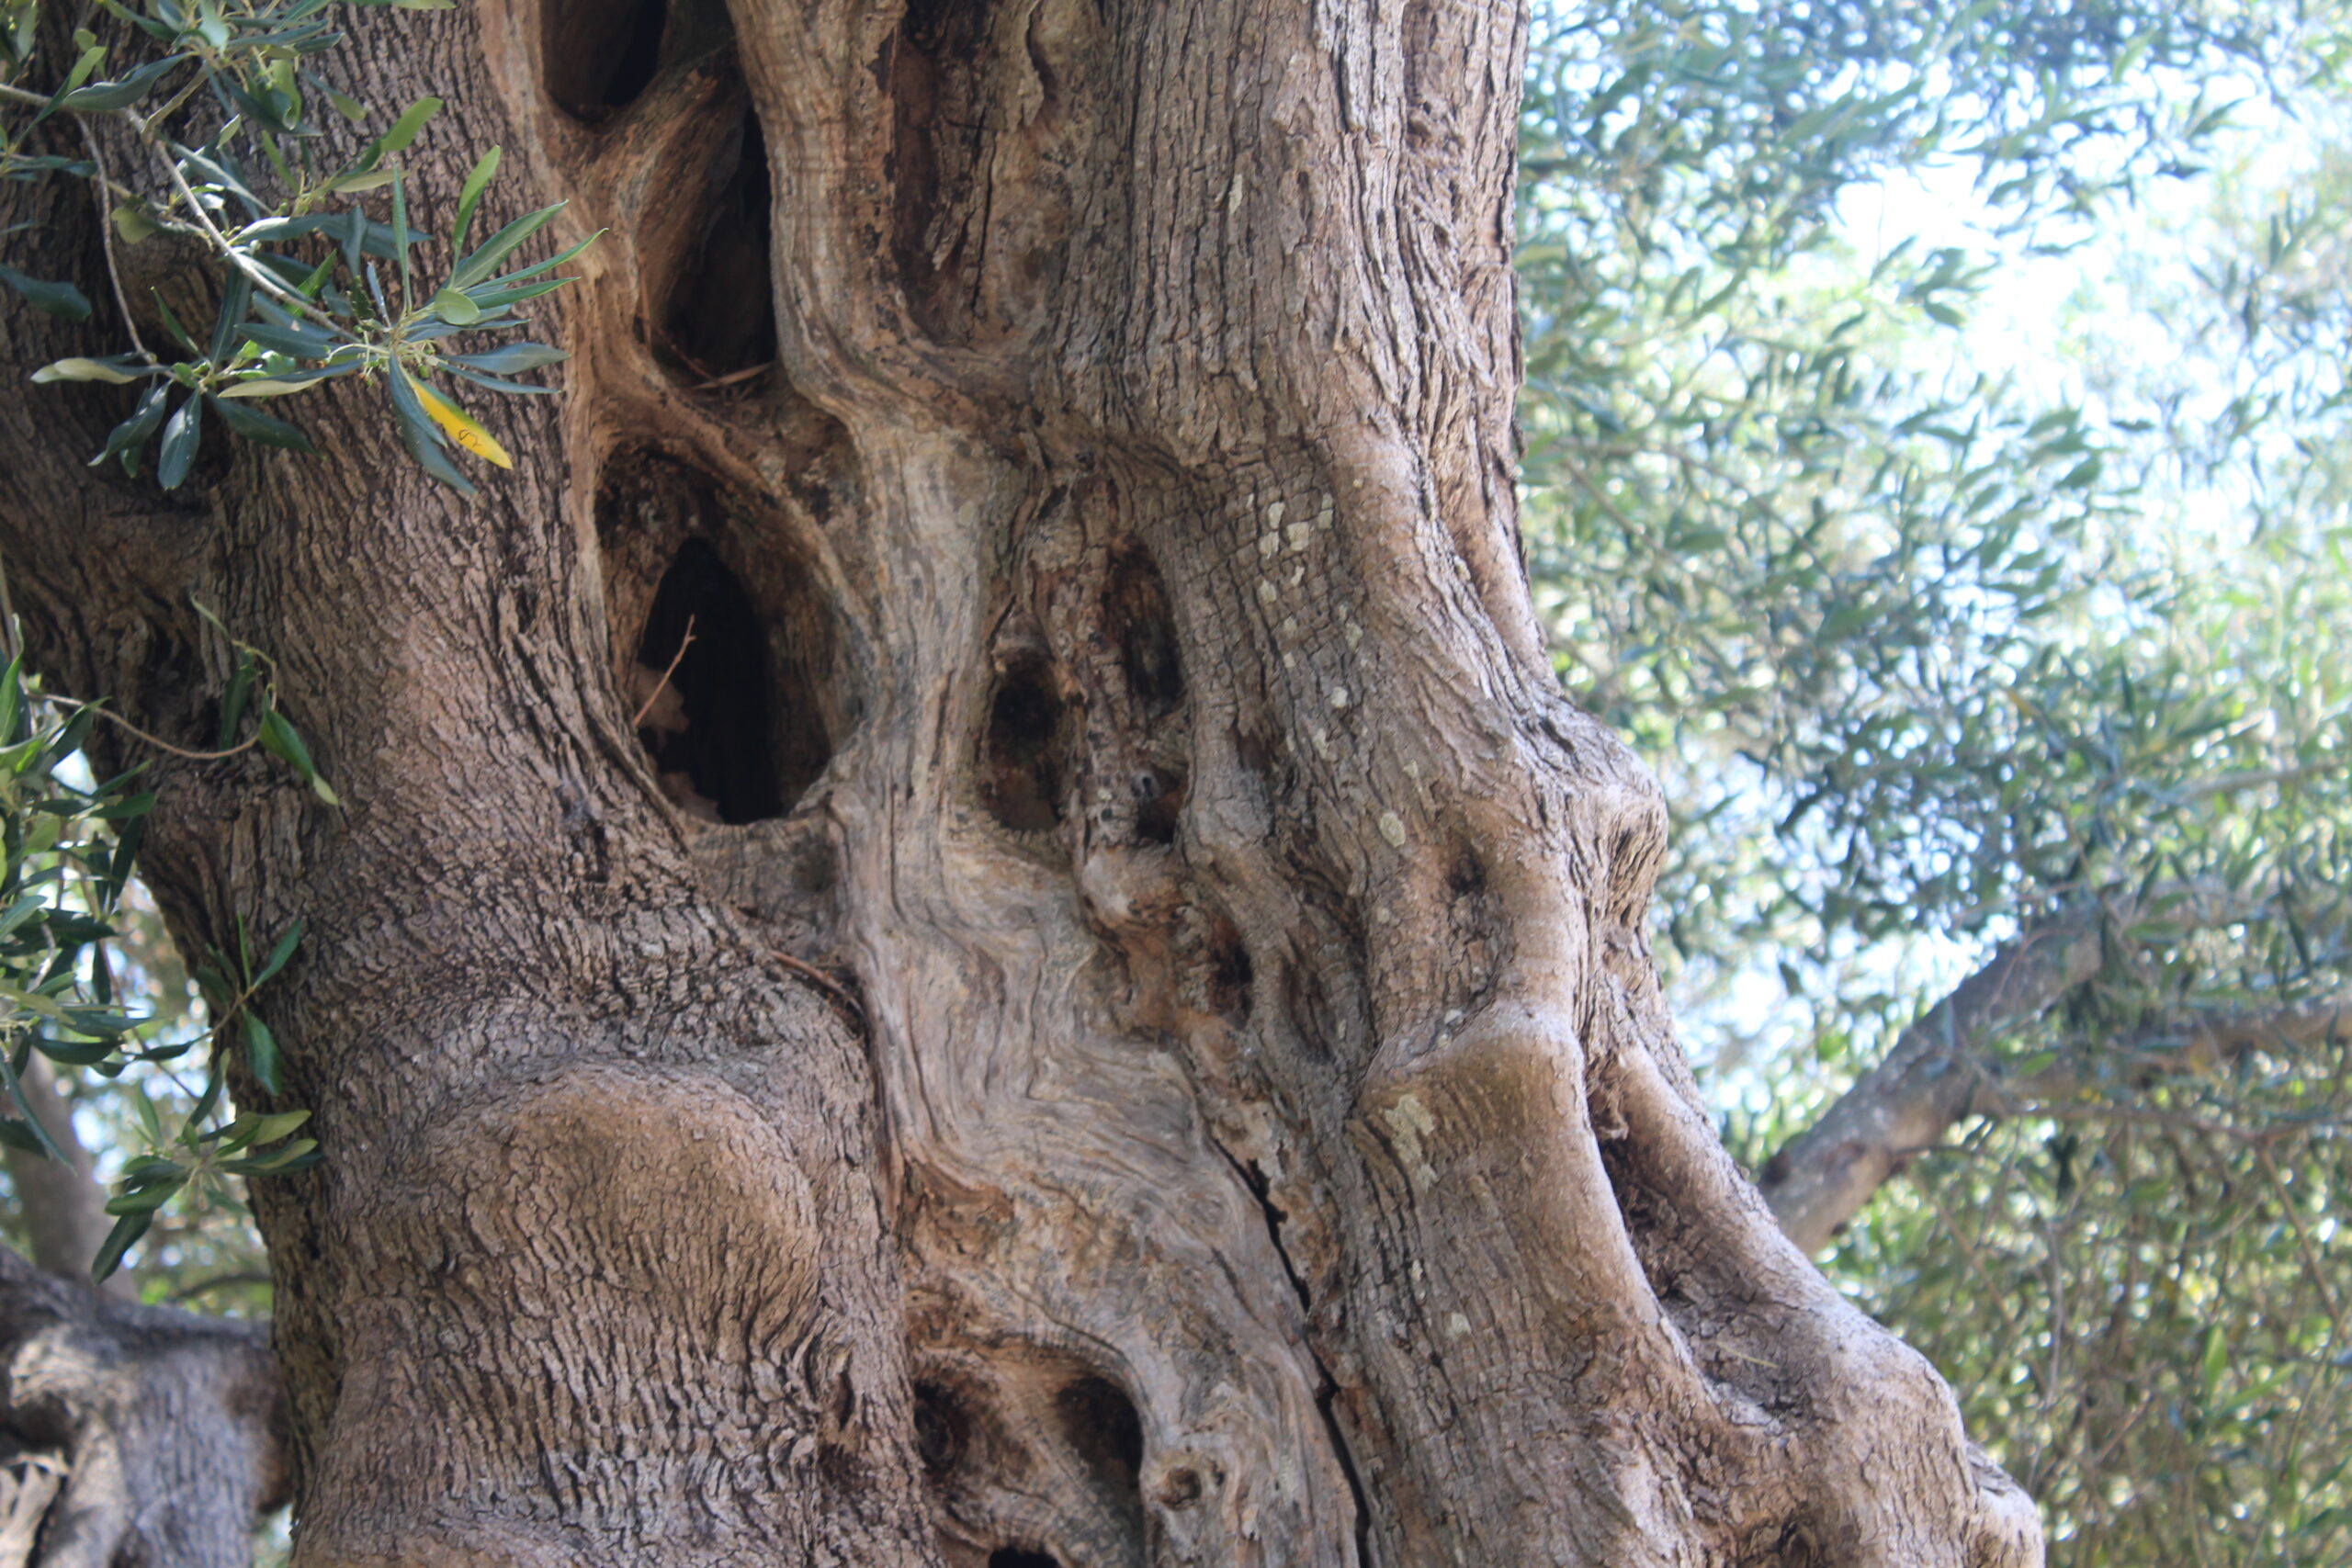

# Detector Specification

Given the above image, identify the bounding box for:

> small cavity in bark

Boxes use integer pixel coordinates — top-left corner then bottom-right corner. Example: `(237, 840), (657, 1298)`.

(1198, 913), (1253, 1024)
(1054, 1373), (1144, 1507)
(980, 650), (1069, 833)
(988, 1551), (1059, 1568)
(1131, 767), (1183, 845)
(634, 540), (785, 823)
(1104, 544), (1182, 721)
(912, 1380), (968, 1476)
(662, 105), (778, 383)
(1442, 840), (1503, 1019)
(542, 0), (711, 119)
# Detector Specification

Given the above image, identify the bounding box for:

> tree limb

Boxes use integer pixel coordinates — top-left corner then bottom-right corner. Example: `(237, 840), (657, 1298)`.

(1757, 878), (2293, 1253)
(2124, 991), (2352, 1062)
(0, 1246), (286, 1567)
(1758, 919), (2106, 1254)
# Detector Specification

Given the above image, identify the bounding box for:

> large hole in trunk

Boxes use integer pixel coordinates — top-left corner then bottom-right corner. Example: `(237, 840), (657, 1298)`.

(1054, 1373), (1145, 1535)
(543, 0), (668, 118)
(602, 456), (847, 827)
(661, 106), (777, 385)
(543, 0), (734, 121)
(635, 541), (785, 824)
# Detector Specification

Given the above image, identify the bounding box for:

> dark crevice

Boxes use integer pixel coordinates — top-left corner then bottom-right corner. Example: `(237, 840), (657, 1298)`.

(1738, 1521), (1826, 1568)
(604, 0), (668, 109)
(1442, 838), (1504, 1029)
(889, 0), (994, 342)
(1316, 1361), (1377, 1568)
(912, 1380), (967, 1477)
(635, 540), (784, 823)
(988, 1551), (1059, 1568)
(1131, 767), (1182, 846)
(1054, 1374), (1145, 1542)
(1104, 544), (1182, 721)
(544, 0), (735, 119)
(1199, 915), (1253, 1024)
(980, 651), (1069, 833)
(1054, 1375), (1143, 1499)
(662, 105), (777, 382)
(603, 457), (846, 828)
(1209, 1137), (1373, 1563)
(1216, 1144), (1312, 1317)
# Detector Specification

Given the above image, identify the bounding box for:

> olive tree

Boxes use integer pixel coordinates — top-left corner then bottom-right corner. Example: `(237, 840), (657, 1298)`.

(0, 0), (2037, 1562)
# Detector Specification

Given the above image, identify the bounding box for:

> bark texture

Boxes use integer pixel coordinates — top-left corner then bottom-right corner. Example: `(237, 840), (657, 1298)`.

(0, 1248), (285, 1567)
(1, 0), (2042, 1563)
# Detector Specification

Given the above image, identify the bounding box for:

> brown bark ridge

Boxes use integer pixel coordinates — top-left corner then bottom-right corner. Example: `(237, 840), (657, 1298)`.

(0, 0), (2042, 1563)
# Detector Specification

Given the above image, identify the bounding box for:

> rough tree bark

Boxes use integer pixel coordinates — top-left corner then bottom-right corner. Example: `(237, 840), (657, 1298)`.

(0, 0), (2042, 1563)
(0, 1247), (286, 1568)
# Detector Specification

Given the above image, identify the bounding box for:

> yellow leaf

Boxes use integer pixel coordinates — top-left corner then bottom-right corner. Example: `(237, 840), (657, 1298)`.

(111, 207), (158, 245)
(409, 376), (513, 468)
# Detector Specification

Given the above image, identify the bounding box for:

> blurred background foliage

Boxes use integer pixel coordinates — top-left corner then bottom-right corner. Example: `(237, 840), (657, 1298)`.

(1519, 0), (2349, 1561)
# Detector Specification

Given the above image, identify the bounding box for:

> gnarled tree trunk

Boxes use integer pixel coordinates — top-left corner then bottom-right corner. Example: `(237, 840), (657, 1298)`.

(0, 0), (2041, 1562)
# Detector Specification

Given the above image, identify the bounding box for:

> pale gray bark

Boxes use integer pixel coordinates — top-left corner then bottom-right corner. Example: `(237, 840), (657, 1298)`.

(0, 1247), (284, 1567)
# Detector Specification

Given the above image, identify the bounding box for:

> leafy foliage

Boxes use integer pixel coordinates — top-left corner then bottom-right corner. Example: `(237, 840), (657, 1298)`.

(0, 612), (322, 1284)
(1521, 0), (2351, 1559)
(1, 0), (593, 491)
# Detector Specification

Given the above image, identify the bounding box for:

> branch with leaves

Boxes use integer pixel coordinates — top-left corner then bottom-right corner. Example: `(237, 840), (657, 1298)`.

(1758, 874), (2349, 1254)
(0, 620), (332, 1281)
(2, 0), (596, 493)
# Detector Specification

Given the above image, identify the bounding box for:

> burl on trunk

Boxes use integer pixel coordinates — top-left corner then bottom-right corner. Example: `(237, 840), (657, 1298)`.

(0, 0), (2041, 1562)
